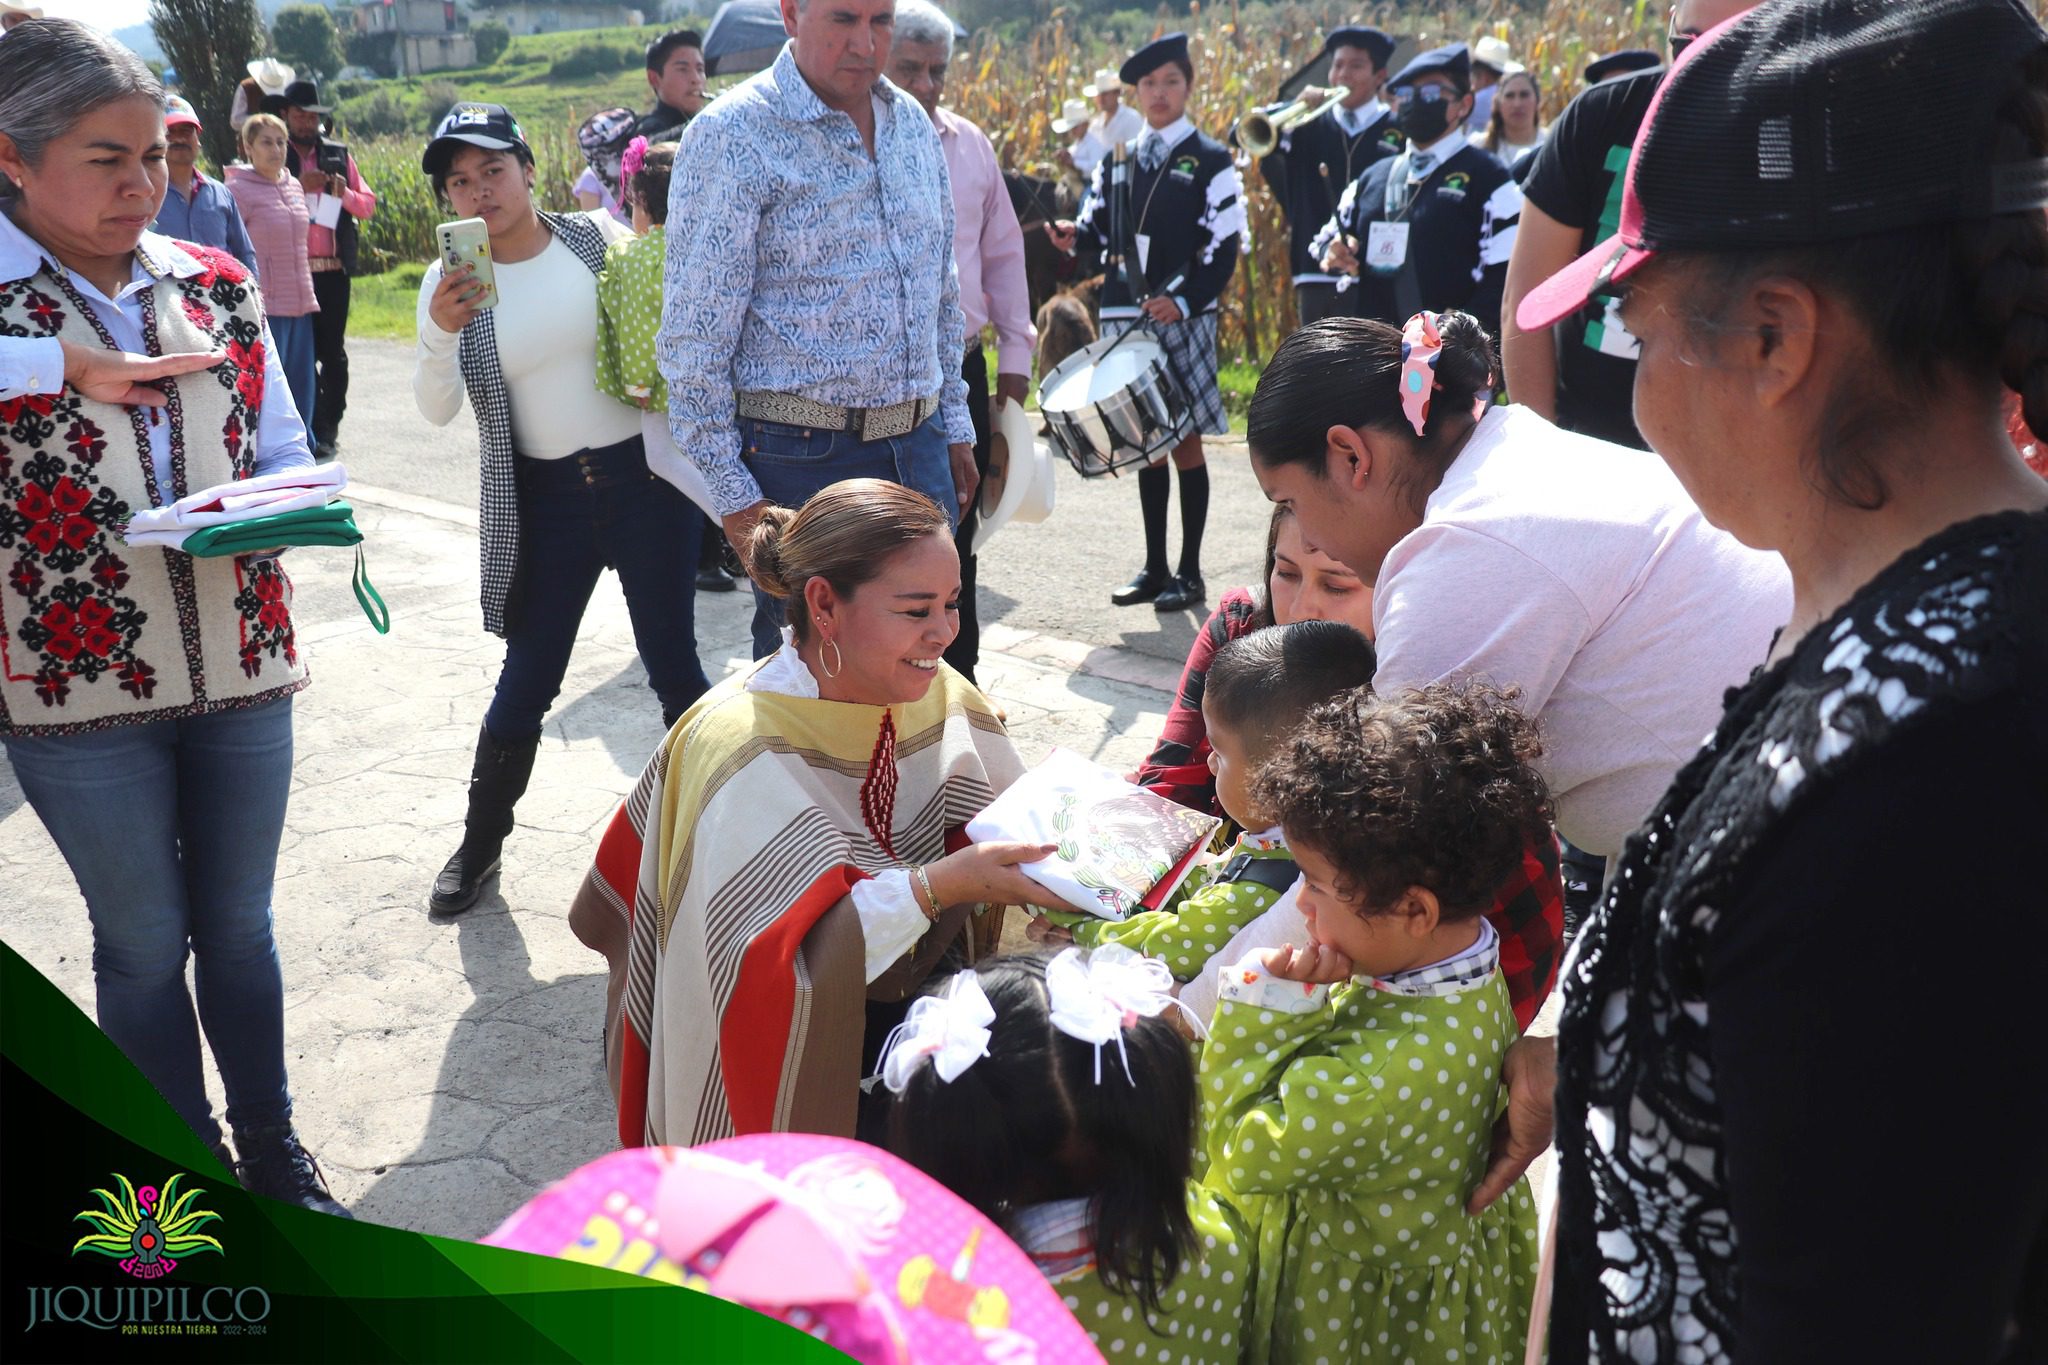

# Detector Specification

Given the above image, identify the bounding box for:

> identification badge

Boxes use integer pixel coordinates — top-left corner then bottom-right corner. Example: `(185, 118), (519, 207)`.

(1365, 221), (1410, 273)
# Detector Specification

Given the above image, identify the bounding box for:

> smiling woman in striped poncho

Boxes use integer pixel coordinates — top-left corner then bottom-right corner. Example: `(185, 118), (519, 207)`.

(569, 480), (1058, 1146)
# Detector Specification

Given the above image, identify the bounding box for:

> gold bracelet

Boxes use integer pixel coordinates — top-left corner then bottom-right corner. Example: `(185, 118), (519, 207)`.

(912, 865), (943, 921)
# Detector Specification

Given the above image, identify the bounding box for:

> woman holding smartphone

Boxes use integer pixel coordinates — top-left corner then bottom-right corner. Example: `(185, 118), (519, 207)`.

(411, 102), (710, 916)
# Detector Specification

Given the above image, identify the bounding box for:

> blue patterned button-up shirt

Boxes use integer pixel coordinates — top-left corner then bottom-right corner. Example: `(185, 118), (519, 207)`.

(658, 42), (973, 517)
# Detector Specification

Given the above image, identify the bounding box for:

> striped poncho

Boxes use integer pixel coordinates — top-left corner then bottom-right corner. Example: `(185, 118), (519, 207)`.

(575, 661), (1024, 1147)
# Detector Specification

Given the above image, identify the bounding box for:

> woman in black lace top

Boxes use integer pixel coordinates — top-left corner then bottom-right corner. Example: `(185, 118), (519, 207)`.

(1509, 2), (2048, 1360)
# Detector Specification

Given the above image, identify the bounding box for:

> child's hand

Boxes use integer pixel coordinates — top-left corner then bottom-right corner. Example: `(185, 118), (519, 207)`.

(1024, 914), (1074, 947)
(1258, 942), (1353, 985)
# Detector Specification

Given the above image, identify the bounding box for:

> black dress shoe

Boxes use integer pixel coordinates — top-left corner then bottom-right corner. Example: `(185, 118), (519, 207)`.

(1153, 572), (1206, 613)
(696, 565), (737, 592)
(1110, 568), (1170, 606)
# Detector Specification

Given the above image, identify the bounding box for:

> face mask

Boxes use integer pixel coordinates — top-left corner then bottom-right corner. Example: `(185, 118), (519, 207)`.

(1398, 96), (1453, 145)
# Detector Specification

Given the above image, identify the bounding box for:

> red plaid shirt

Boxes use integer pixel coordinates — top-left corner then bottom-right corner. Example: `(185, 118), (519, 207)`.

(1135, 587), (1566, 1029)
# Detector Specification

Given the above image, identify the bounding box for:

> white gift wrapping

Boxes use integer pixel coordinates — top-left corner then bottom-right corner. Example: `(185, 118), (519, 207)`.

(964, 747), (1220, 922)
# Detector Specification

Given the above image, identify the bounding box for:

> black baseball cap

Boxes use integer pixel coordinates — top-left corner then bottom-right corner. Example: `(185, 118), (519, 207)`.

(1522, 0), (2048, 332)
(279, 79), (328, 113)
(421, 103), (530, 178)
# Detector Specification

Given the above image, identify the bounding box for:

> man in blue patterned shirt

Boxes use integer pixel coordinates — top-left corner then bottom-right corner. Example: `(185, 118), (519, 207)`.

(658, 0), (976, 657)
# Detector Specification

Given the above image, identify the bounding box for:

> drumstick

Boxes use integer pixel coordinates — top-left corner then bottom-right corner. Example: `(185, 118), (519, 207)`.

(1318, 162), (1359, 252)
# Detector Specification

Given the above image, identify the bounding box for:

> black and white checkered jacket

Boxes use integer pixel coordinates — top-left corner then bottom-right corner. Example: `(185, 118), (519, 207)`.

(454, 211), (611, 637)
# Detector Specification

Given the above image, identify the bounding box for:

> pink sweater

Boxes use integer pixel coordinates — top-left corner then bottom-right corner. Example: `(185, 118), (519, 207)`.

(224, 165), (318, 318)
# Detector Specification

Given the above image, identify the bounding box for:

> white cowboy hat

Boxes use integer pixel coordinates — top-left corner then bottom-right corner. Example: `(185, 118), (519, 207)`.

(246, 58), (295, 93)
(1080, 66), (1122, 97)
(1471, 35), (1516, 72)
(973, 398), (1055, 554)
(0, 3), (46, 19)
(1051, 97), (1092, 135)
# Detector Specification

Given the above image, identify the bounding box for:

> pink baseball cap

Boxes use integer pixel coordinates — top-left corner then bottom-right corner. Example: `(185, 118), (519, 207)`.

(164, 96), (203, 132)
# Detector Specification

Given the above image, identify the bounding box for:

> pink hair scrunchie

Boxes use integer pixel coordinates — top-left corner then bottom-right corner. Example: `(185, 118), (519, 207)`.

(1398, 311), (1445, 437)
(619, 135), (650, 187)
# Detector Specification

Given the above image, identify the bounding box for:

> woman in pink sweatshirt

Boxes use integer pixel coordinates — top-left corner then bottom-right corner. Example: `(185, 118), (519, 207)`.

(225, 112), (318, 432)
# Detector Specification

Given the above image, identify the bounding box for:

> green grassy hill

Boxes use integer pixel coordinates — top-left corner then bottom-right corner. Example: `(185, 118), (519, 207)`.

(333, 25), (673, 138)
(335, 24), (753, 278)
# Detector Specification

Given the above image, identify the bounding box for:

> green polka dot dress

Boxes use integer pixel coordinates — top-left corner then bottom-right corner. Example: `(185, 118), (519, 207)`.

(1071, 837), (1297, 982)
(1045, 1189), (1256, 1364)
(1198, 967), (1538, 1364)
(595, 224), (668, 410)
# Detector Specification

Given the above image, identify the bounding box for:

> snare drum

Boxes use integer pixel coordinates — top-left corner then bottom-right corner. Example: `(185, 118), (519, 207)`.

(1037, 331), (1194, 477)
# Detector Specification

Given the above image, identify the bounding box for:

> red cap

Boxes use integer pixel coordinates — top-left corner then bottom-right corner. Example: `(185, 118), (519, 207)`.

(164, 96), (203, 132)
(1515, 13), (1740, 334)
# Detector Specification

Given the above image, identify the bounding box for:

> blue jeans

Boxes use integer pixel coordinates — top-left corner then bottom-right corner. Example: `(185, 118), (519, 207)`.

(272, 312), (317, 437)
(741, 413), (958, 658)
(3, 696), (296, 1145)
(485, 436), (711, 740)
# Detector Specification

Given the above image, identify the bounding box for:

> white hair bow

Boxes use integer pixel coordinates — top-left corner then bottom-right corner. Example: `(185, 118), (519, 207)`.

(1045, 945), (1206, 1084)
(872, 969), (996, 1095)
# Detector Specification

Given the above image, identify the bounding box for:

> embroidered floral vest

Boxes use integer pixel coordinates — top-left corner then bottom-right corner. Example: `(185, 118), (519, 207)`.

(0, 241), (308, 737)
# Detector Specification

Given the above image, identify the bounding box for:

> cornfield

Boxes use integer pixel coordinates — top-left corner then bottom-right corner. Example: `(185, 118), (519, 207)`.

(341, 1), (1674, 363)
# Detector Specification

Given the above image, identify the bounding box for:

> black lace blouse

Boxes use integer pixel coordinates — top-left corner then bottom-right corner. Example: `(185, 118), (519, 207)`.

(1551, 509), (2048, 1363)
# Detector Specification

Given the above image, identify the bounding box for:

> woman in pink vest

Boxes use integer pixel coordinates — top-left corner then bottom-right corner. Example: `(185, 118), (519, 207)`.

(0, 18), (347, 1217)
(225, 111), (318, 435)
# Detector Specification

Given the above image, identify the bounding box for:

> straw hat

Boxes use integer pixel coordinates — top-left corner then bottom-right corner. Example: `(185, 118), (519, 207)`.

(1050, 97), (1092, 134)
(0, 3), (47, 21)
(973, 398), (1056, 553)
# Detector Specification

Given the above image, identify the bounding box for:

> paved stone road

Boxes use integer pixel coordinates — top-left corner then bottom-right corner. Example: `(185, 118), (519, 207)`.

(1, 352), (1285, 1239)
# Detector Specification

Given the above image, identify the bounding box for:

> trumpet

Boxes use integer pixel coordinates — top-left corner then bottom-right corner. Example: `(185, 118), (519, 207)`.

(1239, 85), (1351, 157)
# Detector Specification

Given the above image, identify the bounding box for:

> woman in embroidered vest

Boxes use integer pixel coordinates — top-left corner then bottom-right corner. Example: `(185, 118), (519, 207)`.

(0, 18), (347, 1216)
(411, 101), (711, 916)
(569, 479), (1058, 1148)
(223, 113), (318, 437)
(1508, 3), (2048, 1359)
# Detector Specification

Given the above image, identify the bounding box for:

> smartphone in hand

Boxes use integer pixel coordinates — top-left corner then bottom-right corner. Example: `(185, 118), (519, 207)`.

(435, 217), (499, 313)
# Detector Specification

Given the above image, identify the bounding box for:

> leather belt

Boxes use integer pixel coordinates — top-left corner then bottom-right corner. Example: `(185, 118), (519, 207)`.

(735, 389), (941, 442)
(308, 256), (345, 272)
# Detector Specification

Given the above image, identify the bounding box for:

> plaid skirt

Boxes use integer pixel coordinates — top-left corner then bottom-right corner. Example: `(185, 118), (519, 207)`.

(1106, 309), (1228, 437)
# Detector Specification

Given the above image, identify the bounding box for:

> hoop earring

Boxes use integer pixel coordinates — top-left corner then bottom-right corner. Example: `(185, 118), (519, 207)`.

(821, 639), (843, 679)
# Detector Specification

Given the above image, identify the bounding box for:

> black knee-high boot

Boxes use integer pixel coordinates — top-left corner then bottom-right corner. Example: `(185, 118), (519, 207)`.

(429, 722), (540, 915)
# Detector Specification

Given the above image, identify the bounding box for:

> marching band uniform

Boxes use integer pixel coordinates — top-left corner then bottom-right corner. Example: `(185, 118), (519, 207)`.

(1255, 27), (1404, 326)
(1066, 33), (1244, 613)
(1314, 44), (1523, 334)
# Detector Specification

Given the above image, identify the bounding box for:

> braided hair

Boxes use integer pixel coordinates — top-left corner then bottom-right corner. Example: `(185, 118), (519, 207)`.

(1661, 47), (2048, 509)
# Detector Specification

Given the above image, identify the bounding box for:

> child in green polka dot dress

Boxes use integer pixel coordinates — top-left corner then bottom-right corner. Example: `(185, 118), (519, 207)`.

(1200, 681), (1547, 1365)
(881, 950), (1256, 1363)
(595, 139), (679, 412)
(1047, 622), (1379, 983)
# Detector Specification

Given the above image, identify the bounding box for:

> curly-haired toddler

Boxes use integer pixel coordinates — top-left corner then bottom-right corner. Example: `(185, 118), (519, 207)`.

(1199, 680), (1544, 1364)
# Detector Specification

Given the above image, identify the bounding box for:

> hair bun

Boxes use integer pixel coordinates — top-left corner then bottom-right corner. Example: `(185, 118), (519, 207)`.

(746, 505), (799, 599)
(1432, 311), (1498, 413)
